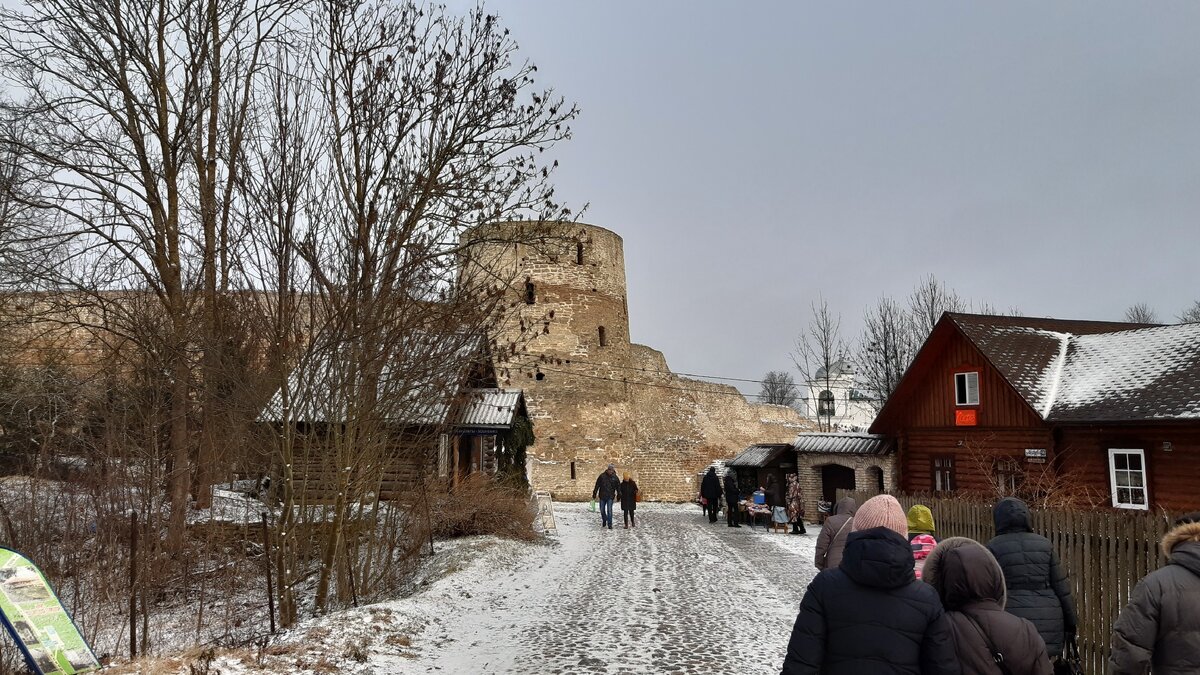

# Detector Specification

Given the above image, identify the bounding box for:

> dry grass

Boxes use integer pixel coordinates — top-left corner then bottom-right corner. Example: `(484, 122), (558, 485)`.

(425, 475), (536, 542)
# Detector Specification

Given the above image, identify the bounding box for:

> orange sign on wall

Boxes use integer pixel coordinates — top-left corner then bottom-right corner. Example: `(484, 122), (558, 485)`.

(955, 409), (978, 426)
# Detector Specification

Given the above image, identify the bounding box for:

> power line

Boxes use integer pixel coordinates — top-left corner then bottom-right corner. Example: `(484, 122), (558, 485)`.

(506, 360), (780, 400)
(518, 354), (793, 386)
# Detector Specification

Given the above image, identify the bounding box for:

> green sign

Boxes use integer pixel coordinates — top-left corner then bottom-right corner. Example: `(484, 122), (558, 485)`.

(0, 548), (100, 675)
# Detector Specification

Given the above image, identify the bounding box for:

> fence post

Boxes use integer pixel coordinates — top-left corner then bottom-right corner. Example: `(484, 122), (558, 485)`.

(261, 512), (276, 634)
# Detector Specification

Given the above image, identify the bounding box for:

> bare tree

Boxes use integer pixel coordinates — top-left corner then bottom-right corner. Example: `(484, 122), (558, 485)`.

(759, 370), (799, 407)
(1125, 302), (1158, 324)
(908, 274), (966, 338)
(794, 298), (848, 432)
(1178, 301), (1200, 324)
(855, 296), (915, 414)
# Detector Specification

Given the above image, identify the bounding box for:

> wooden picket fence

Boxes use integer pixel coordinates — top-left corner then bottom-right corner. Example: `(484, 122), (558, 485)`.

(839, 490), (1172, 674)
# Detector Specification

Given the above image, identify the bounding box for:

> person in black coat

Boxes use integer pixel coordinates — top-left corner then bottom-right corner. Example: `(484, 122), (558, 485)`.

(723, 471), (741, 528)
(780, 494), (960, 675)
(700, 467), (721, 524)
(986, 497), (1077, 658)
(618, 473), (638, 528)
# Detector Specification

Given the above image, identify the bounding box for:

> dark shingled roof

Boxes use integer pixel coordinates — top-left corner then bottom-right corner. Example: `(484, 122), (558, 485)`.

(948, 313), (1200, 422)
(727, 444), (793, 468)
(791, 432), (894, 456)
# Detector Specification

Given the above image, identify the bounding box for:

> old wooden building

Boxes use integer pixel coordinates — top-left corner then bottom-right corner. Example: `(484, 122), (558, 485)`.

(870, 313), (1200, 511)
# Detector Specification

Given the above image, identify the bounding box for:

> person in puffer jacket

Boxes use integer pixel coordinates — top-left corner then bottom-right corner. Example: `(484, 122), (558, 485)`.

(908, 504), (938, 579)
(1109, 512), (1200, 675)
(923, 537), (1051, 675)
(986, 497), (1077, 658)
(780, 495), (960, 675)
(814, 497), (856, 571)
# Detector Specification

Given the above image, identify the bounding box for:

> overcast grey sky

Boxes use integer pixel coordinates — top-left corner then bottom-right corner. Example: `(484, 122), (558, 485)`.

(457, 1), (1200, 395)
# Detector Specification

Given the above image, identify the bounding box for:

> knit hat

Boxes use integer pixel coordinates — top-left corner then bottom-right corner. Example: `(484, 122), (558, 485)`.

(853, 495), (907, 537)
(907, 504), (936, 535)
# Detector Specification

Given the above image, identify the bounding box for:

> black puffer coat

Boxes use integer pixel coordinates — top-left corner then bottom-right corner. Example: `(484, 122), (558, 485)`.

(986, 498), (1077, 657)
(780, 527), (960, 675)
(619, 479), (638, 511)
(723, 472), (739, 503)
(1109, 522), (1200, 674)
(765, 475), (785, 508)
(700, 468), (722, 501)
(923, 537), (1051, 675)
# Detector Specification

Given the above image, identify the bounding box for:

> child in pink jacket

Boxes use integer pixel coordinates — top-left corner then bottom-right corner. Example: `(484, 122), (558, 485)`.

(907, 504), (938, 579)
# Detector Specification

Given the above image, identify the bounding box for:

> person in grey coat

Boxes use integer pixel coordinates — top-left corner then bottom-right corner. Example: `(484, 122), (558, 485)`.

(923, 537), (1051, 675)
(1109, 512), (1200, 675)
(814, 497), (856, 571)
(986, 497), (1077, 658)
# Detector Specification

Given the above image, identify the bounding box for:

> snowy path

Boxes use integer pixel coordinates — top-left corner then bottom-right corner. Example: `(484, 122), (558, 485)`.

(389, 502), (818, 675)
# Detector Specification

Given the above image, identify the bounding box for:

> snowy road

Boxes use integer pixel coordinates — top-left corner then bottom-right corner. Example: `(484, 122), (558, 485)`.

(395, 502), (818, 675)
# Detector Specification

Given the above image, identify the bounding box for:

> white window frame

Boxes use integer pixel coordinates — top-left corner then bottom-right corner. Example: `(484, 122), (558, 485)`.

(1108, 448), (1149, 510)
(955, 372), (980, 406)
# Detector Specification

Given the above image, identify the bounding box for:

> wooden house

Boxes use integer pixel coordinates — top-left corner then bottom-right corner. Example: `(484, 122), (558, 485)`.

(870, 313), (1200, 511)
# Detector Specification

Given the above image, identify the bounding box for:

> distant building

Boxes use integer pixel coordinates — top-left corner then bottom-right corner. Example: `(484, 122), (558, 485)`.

(870, 313), (1200, 511)
(798, 360), (877, 432)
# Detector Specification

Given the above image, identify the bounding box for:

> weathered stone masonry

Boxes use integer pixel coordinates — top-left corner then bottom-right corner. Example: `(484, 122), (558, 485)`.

(463, 221), (811, 501)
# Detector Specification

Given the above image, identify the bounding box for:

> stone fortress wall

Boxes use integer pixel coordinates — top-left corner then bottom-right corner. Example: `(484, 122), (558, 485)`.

(462, 221), (812, 502)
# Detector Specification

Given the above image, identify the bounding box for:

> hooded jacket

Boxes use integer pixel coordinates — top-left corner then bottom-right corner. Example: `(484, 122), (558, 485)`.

(986, 498), (1077, 657)
(815, 497), (857, 571)
(700, 468), (722, 500)
(923, 537), (1051, 675)
(1109, 521), (1200, 675)
(780, 527), (960, 675)
(723, 472), (739, 501)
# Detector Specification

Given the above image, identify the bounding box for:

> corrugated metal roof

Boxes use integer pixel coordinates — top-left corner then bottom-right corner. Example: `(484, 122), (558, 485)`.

(727, 444), (793, 468)
(456, 388), (523, 429)
(791, 432), (894, 456)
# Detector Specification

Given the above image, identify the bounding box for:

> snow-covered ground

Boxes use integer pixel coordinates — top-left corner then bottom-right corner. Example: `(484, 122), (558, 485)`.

(118, 502), (819, 674)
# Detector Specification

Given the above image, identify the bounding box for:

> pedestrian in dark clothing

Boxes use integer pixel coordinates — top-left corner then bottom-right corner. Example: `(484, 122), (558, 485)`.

(986, 497), (1077, 658)
(1109, 511), (1200, 675)
(619, 473), (638, 529)
(700, 467), (721, 524)
(814, 497), (857, 571)
(923, 537), (1052, 675)
(766, 474), (787, 533)
(780, 495), (960, 675)
(786, 474), (806, 535)
(592, 464), (621, 530)
(723, 471), (741, 528)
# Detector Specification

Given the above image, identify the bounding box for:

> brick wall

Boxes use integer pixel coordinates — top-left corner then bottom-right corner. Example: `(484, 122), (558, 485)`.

(794, 453), (898, 520)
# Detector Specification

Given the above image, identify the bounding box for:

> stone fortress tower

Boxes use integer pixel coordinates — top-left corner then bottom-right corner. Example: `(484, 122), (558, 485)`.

(462, 221), (810, 501)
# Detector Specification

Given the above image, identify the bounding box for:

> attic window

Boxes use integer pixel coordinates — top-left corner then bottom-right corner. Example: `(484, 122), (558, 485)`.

(955, 372), (979, 406)
(576, 242), (584, 265)
(524, 279), (536, 305)
(598, 326), (607, 347)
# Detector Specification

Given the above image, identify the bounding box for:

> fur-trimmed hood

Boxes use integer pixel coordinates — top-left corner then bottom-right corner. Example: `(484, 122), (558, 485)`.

(1163, 521), (1200, 579)
(922, 536), (1007, 610)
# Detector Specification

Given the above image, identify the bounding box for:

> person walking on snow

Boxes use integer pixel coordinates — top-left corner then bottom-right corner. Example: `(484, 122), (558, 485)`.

(592, 464), (621, 530)
(619, 472), (639, 529)
(986, 497), (1077, 660)
(786, 474), (806, 535)
(1109, 511), (1200, 674)
(780, 494), (960, 675)
(814, 496), (856, 571)
(907, 504), (938, 579)
(922, 537), (1051, 675)
(700, 467), (722, 524)
(723, 470), (742, 528)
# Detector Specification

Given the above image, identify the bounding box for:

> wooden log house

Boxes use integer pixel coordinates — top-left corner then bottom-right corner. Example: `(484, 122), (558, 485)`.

(870, 313), (1200, 511)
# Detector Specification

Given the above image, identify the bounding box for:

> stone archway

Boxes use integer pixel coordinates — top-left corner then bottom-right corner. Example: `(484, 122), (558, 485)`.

(819, 464), (856, 504)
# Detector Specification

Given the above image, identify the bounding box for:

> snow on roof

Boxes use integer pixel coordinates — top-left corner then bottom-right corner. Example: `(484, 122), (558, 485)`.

(1049, 323), (1200, 421)
(454, 388), (524, 429)
(954, 316), (1200, 422)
